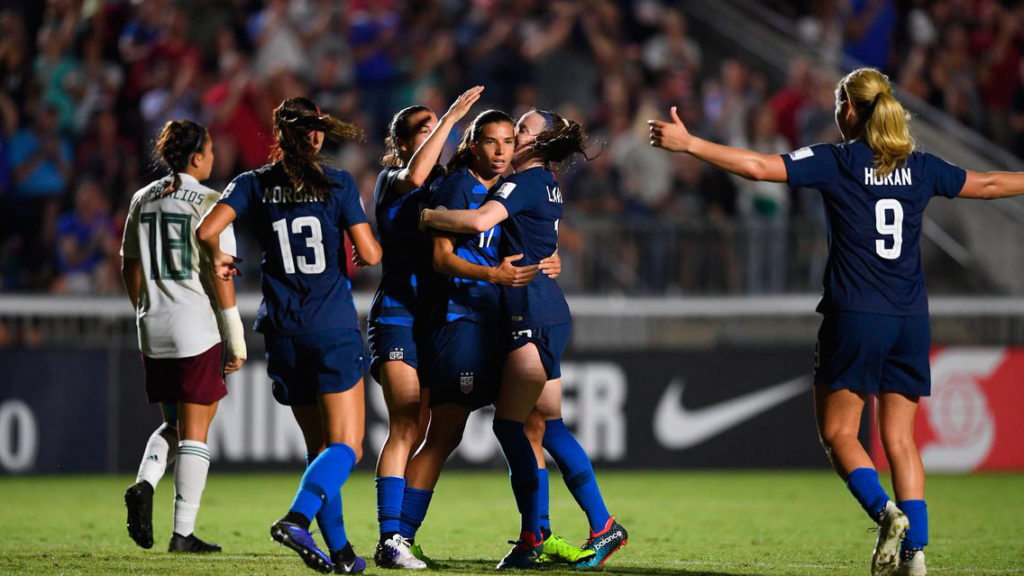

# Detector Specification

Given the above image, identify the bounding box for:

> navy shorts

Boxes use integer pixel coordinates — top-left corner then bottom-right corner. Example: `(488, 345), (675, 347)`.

(143, 342), (226, 405)
(507, 323), (572, 380)
(815, 312), (931, 397)
(264, 327), (368, 406)
(368, 322), (418, 381)
(429, 320), (502, 410)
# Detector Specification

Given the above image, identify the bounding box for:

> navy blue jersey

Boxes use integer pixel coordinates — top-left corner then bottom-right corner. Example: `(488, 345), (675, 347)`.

(491, 166), (571, 328)
(428, 166), (502, 323)
(218, 162), (369, 335)
(368, 167), (439, 327)
(782, 141), (966, 316)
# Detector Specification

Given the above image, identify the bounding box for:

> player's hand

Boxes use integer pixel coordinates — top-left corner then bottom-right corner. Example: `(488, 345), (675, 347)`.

(539, 250), (561, 279)
(352, 250), (370, 267)
(648, 106), (692, 153)
(443, 86), (485, 124)
(492, 254), (538, 287)
(224, 355), (245, 374)
(213, 252), (242, 280)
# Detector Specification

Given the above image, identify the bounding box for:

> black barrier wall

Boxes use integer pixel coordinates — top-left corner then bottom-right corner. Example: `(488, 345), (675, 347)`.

(2, 346), (855, 474)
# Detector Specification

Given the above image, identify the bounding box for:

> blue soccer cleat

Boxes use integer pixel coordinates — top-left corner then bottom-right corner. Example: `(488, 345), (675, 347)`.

(271, 519), (335, 574)
(575, 517), (628, 569)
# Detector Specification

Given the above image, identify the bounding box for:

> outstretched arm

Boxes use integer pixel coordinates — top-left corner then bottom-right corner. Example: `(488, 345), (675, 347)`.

(421, 200), (509, 234)
(959, 170), (1024, 199)
(649, 106), (788, 183)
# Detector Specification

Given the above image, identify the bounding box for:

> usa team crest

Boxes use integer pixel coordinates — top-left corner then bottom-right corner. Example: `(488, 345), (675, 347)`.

(459, 372), (474, 394)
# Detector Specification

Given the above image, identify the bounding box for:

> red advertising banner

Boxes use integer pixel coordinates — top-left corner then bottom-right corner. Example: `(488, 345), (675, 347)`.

(871, 347), (1024, 472)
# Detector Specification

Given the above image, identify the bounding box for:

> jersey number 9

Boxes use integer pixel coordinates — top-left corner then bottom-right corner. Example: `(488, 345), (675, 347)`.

(272, 216), (326, 274)
(874, 199), (903, 260)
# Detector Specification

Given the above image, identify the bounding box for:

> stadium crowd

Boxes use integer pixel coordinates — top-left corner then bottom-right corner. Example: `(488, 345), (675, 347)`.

(0, 0), (1021, 297)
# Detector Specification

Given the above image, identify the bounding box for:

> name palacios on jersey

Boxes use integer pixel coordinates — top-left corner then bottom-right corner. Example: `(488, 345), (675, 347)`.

(151, 185), (207, 206)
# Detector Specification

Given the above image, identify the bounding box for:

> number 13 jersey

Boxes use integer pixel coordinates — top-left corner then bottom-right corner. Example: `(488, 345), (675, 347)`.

(121, 173), (235, 358)
(782, 140), (966, 316)
(218, 162), (369, 335)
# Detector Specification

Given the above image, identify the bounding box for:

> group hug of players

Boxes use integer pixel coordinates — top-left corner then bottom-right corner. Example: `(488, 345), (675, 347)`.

(119, 68), (1024, 576)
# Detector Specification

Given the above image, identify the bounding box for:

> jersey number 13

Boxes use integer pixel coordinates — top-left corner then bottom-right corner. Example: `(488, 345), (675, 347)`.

(272, 216), (326, 274)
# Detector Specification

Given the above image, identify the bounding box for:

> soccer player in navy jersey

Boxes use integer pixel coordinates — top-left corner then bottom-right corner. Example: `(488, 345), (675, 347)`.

(393, 109), (572, 567)
(197, 97), (381, 575)
(420, 110), (626, 570)
(367, 86), (483, 569)
(650, 67), (1024, 576)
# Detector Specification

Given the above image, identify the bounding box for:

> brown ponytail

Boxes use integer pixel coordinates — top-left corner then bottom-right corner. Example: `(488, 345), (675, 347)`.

(153, 120), (208, 196)
(838, 68), (914, 178)
(529, 109), (597, 169)
(269, 97), (365, 195)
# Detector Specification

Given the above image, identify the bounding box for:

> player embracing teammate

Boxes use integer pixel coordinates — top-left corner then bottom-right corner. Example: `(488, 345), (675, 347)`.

(420, 108), (627, 570)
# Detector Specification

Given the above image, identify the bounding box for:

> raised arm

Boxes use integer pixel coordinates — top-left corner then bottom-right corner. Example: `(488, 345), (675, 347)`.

(395, 86), (484, 194)
(421, 200), (508, 234)
(649, 106), (788, 183)
(958, 170), (1024, 199)
(432, 234), (536, 287)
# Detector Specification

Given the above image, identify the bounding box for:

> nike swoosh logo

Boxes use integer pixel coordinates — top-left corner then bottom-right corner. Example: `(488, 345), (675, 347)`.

(340, 560), (355, 572)
(654, 375), (811, 449)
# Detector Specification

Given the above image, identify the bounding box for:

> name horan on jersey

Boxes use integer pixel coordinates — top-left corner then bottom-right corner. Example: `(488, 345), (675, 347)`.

(262, 185), (326, 204)
(865, 167), (912, 186)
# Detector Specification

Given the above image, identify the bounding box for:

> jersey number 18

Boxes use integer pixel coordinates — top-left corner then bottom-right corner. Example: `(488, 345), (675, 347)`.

(140, 212), (192, 280)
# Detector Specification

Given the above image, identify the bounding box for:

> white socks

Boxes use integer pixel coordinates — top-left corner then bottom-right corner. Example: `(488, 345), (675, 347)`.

(173, 440), (211, 536)
(135, 423), (178, 488)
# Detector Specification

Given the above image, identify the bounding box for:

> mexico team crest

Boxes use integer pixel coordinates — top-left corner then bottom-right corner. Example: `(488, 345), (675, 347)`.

(460, 372), (474, 394)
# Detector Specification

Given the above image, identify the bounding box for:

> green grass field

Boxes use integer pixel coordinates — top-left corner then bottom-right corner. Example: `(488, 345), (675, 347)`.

(1, 471), (1021, 575)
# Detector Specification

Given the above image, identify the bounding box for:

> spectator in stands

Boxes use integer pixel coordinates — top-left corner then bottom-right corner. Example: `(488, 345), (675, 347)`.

(8, 101), (72, 284)
(730, 104), (790, 293)
(34, 23), (78, 133)
(52, 178), (115, 294)
(642, 7), (701, 77)
(843, 0), (897, 72)
(76, 108), (139, 208)
(0, 10), (31, 109)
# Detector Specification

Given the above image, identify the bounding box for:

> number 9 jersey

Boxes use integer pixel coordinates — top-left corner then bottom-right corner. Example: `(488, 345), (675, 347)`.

(781, 140), (966, 316)
(217, 163), (369, 335)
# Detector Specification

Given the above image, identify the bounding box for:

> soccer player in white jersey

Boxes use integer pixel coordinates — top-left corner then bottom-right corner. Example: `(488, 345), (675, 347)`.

(120, 120), (246, 553)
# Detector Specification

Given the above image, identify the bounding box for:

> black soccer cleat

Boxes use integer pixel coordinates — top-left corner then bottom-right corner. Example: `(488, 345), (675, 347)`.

(124, 481), (154, 549)
(168, 532), (222, 553)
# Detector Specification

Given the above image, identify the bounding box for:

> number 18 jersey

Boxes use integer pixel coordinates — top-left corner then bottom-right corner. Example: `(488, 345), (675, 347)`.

(121, 173), (230, 358)
(218, 162), (369, 335)
(782, 140), (966, 316)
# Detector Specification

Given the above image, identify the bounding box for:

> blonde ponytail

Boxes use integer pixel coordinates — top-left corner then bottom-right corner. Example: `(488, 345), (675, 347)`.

(839, 68), (914, 178)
